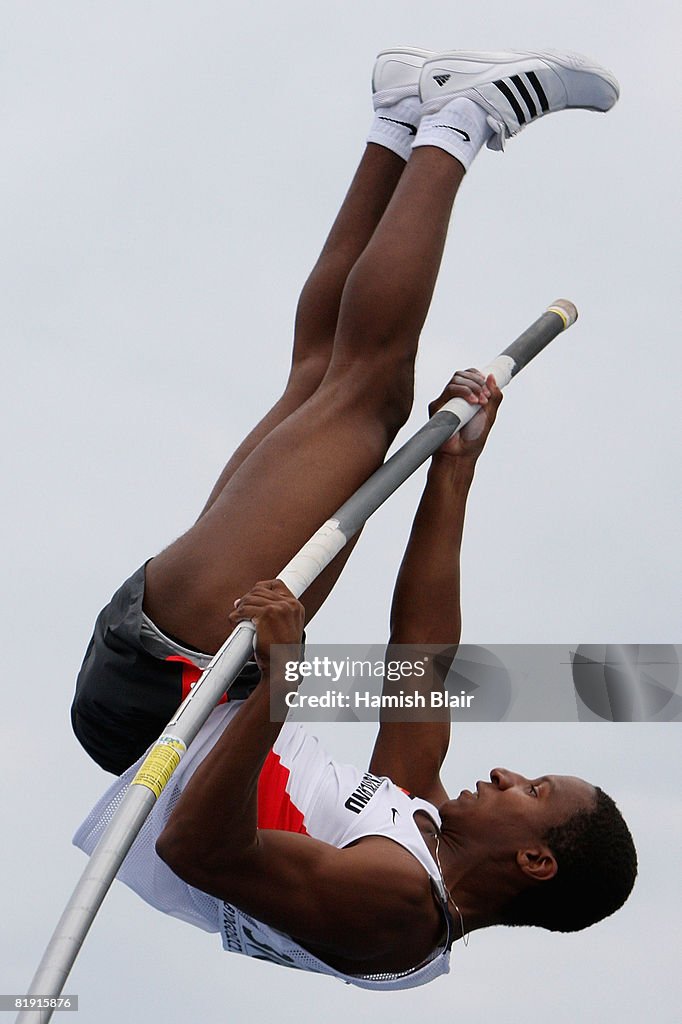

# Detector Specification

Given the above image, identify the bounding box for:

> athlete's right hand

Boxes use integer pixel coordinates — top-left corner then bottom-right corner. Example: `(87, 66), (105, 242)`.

(429, 368), (503, 460)
(228, 580), (305, 674)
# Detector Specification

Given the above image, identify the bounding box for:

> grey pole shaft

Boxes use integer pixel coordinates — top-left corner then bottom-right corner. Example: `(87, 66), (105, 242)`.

(17, 301), (575, 1023)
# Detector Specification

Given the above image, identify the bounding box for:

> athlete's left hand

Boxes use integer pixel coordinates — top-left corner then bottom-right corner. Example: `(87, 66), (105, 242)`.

(229, 580), (305, 674)
(429, 369), (503, 460)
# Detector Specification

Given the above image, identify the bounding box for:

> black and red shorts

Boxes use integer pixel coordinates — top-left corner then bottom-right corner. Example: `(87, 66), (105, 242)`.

(71, 563), (262, 776)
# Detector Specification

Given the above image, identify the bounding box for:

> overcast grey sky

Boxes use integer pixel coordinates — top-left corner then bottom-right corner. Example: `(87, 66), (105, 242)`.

(2, 2), (681, 1022)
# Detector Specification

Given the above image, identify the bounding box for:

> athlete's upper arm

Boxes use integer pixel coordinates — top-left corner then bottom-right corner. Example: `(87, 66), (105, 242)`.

(162, 828), (420, 961)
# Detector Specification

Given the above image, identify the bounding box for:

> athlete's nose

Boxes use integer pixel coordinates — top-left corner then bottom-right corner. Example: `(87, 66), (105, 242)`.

(490, 768), (524, 789)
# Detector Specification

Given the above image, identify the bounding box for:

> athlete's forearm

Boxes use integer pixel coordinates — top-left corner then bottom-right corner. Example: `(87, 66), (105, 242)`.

(156, 675), (285, 881)
(157, 582), (304, 883)
(390, 453), (476, 644)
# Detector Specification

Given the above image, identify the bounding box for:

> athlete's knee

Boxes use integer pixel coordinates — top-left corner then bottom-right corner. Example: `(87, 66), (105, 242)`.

(333, 351), (415, 435)
(286, 349), (331, 399)
(379, 355), (415, 432)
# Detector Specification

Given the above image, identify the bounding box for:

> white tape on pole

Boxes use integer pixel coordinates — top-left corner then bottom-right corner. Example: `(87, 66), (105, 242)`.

(277, 518), (348, 597)
(439, 355), (515, 422)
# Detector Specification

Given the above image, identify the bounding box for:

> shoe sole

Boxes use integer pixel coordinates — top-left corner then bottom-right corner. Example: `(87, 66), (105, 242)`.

(372, 47), (434, 95)
(375, 46), (435, 59)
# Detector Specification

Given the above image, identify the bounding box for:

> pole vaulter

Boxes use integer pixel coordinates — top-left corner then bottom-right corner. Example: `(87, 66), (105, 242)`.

(18, 300), (576, 1023)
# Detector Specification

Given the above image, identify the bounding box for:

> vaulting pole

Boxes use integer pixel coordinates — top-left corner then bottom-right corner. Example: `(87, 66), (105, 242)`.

(17, 300), (576, 1022)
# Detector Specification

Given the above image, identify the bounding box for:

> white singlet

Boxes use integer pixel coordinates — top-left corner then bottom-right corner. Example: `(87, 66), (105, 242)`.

(74, 704), (454, 990)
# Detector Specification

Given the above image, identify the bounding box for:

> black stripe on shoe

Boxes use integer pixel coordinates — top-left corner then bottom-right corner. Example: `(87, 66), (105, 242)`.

(493, 79), (526, 125)
(511, 74), (538, 119)
(526, 71), (550, 112)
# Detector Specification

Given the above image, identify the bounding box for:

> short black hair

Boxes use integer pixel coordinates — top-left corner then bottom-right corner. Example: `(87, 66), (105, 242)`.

(500, 787), (637, 933)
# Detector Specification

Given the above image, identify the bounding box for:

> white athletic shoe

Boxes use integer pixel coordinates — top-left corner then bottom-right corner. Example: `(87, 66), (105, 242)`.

(372, 47), (434, 108)
(419, 49), (620, 150)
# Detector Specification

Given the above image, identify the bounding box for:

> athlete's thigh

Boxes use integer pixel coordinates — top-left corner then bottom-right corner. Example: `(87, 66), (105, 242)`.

(198, 356), (330, 519)
(143, 380), (388, 653)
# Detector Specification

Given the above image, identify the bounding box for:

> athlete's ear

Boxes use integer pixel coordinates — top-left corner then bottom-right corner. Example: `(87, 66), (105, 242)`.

(516, 846), (558, 882)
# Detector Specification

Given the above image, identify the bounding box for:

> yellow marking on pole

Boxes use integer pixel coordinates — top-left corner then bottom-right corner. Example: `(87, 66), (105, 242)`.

(131, 736), (186, 799)
(547, 305), (570, 329)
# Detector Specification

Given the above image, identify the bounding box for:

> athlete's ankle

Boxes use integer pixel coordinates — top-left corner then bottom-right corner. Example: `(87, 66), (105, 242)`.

(412, 97), (493, 171)
(367, 95), (422, 162)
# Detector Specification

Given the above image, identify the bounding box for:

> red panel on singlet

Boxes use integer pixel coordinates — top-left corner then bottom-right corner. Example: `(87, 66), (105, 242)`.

(257, 751), (308, 834)
(167, 655), (307, 835)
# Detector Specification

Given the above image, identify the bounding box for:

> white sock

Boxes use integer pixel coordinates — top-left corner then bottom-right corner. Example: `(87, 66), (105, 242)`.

(367, 95), (422, 162)
(412, 97), (494, 171)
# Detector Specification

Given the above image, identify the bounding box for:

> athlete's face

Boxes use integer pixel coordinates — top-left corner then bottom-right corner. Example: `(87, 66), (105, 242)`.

(441, 768), (597, 853)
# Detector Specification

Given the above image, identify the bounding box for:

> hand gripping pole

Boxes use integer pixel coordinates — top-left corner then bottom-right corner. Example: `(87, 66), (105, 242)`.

(17, 300), (576, 1022)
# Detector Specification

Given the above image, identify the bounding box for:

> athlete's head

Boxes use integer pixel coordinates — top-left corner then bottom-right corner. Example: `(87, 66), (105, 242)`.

(442, 768), (637, 933)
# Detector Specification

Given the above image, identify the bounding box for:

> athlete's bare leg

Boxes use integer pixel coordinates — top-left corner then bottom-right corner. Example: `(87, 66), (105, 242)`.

(195, 144), (406, 621)
(198, 144), (405, 517)
(145, 147), (465, 653)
